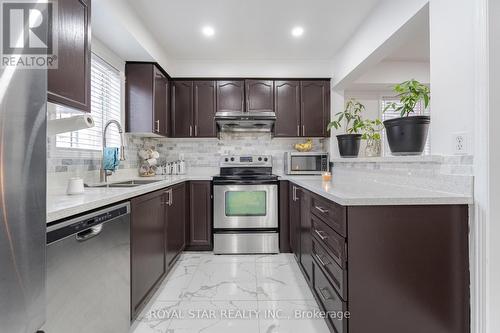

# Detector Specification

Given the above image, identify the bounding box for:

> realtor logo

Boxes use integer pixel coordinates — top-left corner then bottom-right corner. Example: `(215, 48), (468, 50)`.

(1, 0), (58, 68)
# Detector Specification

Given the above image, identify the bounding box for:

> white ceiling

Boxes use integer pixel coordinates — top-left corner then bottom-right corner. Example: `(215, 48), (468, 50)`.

(125, 0), (383, 61)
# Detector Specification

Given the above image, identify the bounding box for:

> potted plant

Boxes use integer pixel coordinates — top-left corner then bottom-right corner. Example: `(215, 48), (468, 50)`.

(361, 119), (384, 157)
(383, 79), (430, 155)
(328, 99), (365, 157)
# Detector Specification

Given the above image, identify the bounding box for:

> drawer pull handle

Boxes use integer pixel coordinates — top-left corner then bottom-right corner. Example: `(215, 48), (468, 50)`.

(318, 287), (333, 301)
(315, 253), (327, 267)
(315, 206), (329, 214)
(314, 229), (328, 241)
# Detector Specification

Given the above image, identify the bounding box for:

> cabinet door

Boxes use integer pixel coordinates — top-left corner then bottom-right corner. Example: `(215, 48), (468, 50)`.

(194, 81), (217, 137)
(171, 81), (194, 137)
(131, 189), (166, 317)
(165, 183), (186, 267)
(48, 0), (91, 112)
(299, 188), (313, 283)
(216, 81), (244, 113)
(289, 183), (301, 260)
(300, 81), (330, 137)
(245, 80), (274, 113)
(187, 181), (212, 250)
(274, 81), (301, 137)
(153, 66), (169, 136)
(125, 63), (154, 133)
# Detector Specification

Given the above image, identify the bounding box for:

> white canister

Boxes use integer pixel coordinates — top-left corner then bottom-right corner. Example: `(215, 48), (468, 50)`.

(66, 178), (84, 195)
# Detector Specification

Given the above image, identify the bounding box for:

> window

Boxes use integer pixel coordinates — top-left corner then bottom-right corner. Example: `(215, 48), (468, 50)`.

(381, 97), (431, 155)
(56, 53), (122, 151)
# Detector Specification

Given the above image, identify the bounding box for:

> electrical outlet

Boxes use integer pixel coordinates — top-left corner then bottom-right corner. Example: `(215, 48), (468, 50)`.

(453, 132), (468, 154)
(179, 153), (185, 160)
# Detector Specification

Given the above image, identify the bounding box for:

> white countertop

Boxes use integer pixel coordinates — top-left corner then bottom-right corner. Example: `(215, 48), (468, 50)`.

(47, 171), (473, 223)
(279, 175), (473, 206)
(47, 173), (214, 223)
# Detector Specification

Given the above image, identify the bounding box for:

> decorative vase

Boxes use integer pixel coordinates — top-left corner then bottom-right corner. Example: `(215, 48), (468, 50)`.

(365, 139), (382, 157)
(383, 116), (430, 155)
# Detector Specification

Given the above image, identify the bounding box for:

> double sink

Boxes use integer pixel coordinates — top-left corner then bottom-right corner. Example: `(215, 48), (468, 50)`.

(86, 179), (163, 188)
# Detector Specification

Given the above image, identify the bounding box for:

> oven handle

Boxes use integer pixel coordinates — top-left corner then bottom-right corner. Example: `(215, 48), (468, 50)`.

(213, 180), (278, 185)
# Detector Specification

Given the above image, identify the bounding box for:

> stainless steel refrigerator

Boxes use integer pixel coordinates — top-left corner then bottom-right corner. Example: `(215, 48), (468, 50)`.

(0, 60), (47, 331)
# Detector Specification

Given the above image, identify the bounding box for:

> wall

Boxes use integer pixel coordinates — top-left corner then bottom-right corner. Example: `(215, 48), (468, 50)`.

(331, 0), (429, 89)
(171, 60), (333, 78)
(487, 0), (500, 331)
(48, 133), (325, 186)
(429, 0), (475, 155)
(352, 60), (430, 86)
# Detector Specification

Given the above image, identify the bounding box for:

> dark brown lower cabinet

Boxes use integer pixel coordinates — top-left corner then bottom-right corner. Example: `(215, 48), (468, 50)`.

(347, 205), (469, 333)
(130, 189), (167, 318)
(279, 181), (291, 252)
(289, 183), (301, 260)
(186, 181), (212, 250)
(165, 183), (186, 267)
(286, 182), (470, 333)
(299, 188), (313, 284)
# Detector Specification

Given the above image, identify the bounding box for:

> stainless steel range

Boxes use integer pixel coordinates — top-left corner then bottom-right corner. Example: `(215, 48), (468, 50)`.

(213, 155), (279, 254)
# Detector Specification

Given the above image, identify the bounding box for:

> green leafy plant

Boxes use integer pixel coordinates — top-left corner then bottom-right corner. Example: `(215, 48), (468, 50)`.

(361, 119), (384, 140)
(383, 79), (430, 117)
(327, 99), (365, 134)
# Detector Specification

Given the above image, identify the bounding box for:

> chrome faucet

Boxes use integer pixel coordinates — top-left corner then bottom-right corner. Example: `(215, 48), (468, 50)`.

(100, 120), (126, 183)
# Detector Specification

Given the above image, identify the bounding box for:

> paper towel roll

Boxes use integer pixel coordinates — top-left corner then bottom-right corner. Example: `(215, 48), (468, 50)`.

(48, 115), (95, 135)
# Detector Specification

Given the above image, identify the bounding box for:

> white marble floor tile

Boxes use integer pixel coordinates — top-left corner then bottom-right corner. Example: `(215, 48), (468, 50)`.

(194, 262), (256, 283)
(132, 253), (328, 333)
(255, 253), (295, 264)
(181, 279), (259, 301)
(258, 300), (331, 333)
(131, 300), (182, 333)
(166, 300), (259, 333)
(200, 254), (256, 264)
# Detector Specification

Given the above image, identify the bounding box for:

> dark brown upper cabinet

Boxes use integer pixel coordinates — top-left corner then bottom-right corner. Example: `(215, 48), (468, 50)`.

(48, 0), (91, 112)
(274, 81), (301, 137)
(301, 80), (330, 137)
(126, 63), (169, 136)
(245, 80), (274, 113)
(171, 80), (216, 138)
(194, 81), (217, 137)
(186, 181), (212, 250)
(216, 80), (245, 113)
(171, 80), (193, 137)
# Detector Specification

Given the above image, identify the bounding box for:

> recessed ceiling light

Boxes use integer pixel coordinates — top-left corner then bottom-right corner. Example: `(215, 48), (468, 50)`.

(291, 26), (304, 37)
(202, 26), (215, 37)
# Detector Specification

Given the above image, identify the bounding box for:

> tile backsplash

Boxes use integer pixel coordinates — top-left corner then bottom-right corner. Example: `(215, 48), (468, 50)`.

(47, 132), (326, 176)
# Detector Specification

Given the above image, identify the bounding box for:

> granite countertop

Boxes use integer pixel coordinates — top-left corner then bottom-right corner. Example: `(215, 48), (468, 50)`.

(279, 175), (474, 206)
(48, 170), (473, 224)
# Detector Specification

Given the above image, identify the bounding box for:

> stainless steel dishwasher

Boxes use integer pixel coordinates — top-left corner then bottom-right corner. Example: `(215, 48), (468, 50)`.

(44, 202), (131, 333)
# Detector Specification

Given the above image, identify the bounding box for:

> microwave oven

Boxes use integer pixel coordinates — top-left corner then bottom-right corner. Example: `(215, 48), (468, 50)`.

(284, 152), (329, 175)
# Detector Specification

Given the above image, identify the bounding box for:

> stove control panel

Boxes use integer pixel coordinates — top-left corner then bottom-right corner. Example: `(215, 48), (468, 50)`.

(220, 155), (272, 167)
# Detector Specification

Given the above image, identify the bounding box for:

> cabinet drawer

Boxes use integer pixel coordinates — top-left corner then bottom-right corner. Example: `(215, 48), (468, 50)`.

(314, 264), (348, 333)
(312, 238), (347, 300)
(311, 214), (347, 268)
(311, 194), (346, 237)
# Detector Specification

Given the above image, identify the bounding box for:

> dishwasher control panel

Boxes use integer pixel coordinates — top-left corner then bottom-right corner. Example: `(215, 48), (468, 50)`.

(47, 202), (130, 244)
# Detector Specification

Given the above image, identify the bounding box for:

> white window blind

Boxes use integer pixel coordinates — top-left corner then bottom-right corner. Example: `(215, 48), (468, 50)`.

(381, 97), (431, 155)
(56, 53), (122, 151)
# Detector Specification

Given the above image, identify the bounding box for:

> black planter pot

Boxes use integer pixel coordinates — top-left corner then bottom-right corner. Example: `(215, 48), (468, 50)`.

(336, 134), (362, 158)
(383, 116), (430, 155)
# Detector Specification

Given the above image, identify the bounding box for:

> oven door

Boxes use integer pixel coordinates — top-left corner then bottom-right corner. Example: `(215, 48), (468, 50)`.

(214, 184), (278, 229)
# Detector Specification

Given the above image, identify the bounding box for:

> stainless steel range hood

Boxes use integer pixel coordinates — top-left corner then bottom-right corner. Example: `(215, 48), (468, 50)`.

(215, 112), (276, 133)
